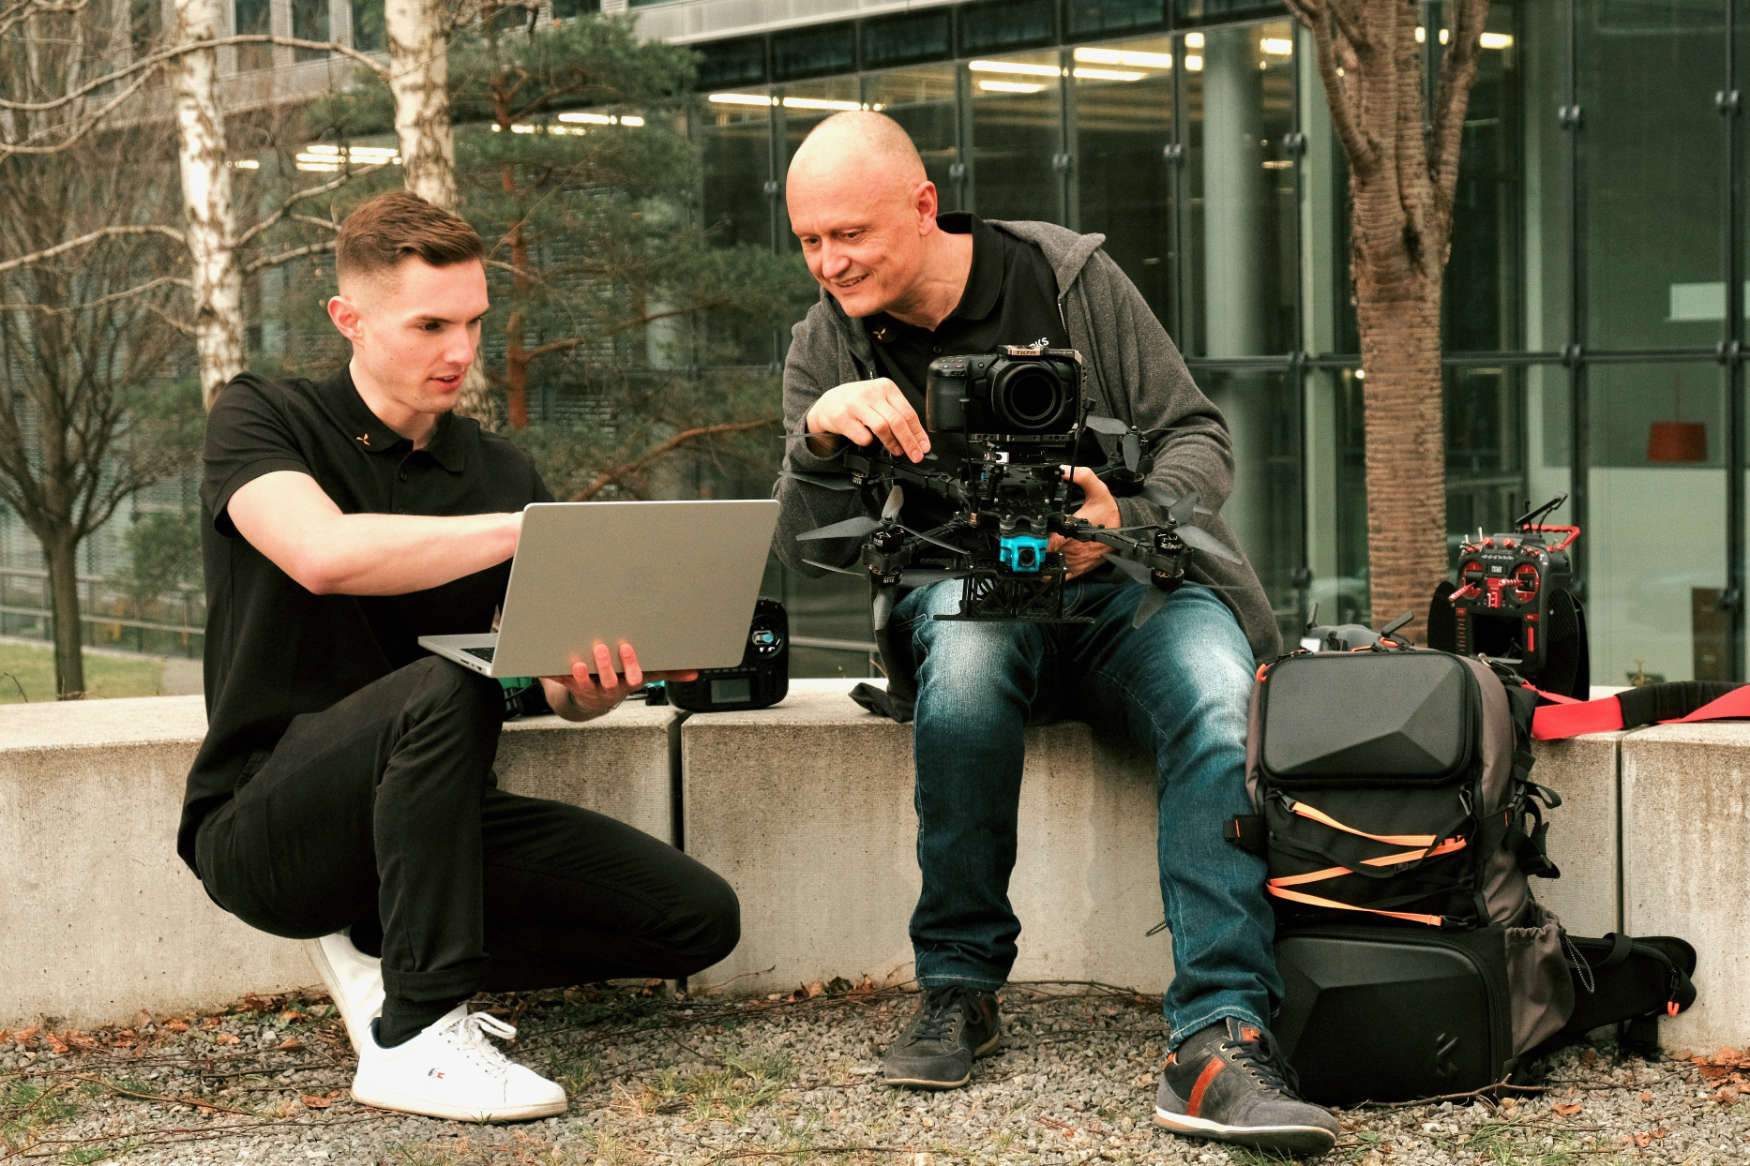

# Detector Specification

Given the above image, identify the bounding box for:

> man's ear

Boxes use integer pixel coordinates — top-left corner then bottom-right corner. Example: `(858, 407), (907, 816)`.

(913, 179), (939, 236)
(327, 294), (363, 342)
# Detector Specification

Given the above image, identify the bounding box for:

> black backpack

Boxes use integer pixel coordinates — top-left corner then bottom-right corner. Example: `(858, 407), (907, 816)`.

(1230, 640), (1696, 1103)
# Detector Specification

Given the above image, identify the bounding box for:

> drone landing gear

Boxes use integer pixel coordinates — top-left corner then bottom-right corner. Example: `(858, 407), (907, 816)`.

(933, 562), (1094, 624)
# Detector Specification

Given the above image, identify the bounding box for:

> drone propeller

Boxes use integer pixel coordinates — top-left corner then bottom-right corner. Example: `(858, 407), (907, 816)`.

(802, 558), (863, 578)
(780, 467), (858, 492)
(1173, 522), (1242, 565)
(1084, 414), (1145, 473)
(1143, 484), (1213, 517)
(1132, 587), (1167, 629)
(796, 514), (883, 542)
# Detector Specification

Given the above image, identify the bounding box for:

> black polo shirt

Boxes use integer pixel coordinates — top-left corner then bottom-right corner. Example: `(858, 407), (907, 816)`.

(177, 368), (551, 872)
(864, 212), (1099, 532)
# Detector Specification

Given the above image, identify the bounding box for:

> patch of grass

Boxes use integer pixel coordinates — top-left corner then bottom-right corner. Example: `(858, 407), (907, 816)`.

(1, 1081), (83, 1152)
(61, 1141), (139, 1165)
(619, 1048), (795, 1126)
(0, 641), (167, 703)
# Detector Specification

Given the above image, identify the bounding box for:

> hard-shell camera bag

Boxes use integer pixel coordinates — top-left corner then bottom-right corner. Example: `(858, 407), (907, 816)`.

(1232, 645), (1558, 931)
(1272, 906), (1572, 1104)
(1229, 644), (1578, 1101)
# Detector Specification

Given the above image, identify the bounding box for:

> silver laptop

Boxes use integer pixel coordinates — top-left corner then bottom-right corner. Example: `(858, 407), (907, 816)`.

(419, 499), (779, 678)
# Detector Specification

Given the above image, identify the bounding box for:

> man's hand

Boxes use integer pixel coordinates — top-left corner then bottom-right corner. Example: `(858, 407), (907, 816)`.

(541, 641), (699, 723)
(1049, 466), (1120, 579)
(804, 377), (931, 463)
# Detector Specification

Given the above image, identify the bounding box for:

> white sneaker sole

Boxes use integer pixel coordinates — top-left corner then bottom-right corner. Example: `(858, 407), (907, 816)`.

(350, 1084), (567, 1123)
(1153, 1106), (1336, 1153)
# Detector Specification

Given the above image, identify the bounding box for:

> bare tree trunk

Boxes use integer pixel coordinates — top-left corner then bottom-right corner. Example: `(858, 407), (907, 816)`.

(1287, 0), (1488, 640)
(387, 0), (456, 208)
(173, 0), (246, 410)
(385, 0), (495, 423)
(43, 527), (85, 699)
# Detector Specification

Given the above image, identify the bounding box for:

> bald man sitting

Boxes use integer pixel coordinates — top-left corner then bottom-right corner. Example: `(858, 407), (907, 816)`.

(772, 112), (1338, 1157)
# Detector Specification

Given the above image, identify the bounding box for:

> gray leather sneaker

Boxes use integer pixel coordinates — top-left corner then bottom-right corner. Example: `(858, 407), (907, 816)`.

(1153, 1017), (1339, 1156)
(880, 985), (1001, 1089)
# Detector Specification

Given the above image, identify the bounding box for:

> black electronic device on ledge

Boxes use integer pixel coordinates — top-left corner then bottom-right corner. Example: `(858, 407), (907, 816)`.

(663, 597), (789, 712)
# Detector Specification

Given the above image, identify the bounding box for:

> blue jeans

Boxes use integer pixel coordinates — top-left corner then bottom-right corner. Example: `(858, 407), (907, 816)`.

(891, 578), (1279, 1048)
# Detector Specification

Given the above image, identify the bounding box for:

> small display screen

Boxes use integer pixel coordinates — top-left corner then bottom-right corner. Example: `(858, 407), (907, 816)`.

(710, 677), (753, 704)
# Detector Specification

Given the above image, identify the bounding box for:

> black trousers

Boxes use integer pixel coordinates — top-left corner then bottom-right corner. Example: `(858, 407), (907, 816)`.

(195, 657), (739, 1014)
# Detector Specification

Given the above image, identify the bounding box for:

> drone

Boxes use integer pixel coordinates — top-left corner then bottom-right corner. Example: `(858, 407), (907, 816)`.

(781, 351), (1240, 635)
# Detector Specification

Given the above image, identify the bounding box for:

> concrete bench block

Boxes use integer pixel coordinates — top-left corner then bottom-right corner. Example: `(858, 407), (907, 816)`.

(1622, 723), (1750, 1052)
(496, 700), (675, 841)
(0, 695), (672, 1029)
(1529, 732), (1625, 937)
(681, 679), (1171, 996)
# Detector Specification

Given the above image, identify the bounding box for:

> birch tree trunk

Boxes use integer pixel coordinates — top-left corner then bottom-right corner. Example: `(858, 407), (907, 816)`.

(173, 0), (246, 410)
(1287, 0), (1488, 640)
(384, 0), (495, 422)
(386, 0), (456, 208)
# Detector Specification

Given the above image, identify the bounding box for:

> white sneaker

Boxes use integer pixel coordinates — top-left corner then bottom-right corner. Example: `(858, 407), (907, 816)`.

(303, 929), (385, 1055)
(350, 1005), (568, 1122)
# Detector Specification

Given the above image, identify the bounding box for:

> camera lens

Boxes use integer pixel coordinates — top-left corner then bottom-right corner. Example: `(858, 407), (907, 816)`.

(991, 364), (1071, 432)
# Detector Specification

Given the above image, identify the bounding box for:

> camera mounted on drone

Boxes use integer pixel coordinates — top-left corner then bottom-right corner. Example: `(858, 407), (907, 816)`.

(786, 345), (1240, 634)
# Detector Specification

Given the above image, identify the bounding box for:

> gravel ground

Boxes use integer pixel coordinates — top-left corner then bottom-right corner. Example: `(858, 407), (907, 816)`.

(3, 980), (1747, 1166)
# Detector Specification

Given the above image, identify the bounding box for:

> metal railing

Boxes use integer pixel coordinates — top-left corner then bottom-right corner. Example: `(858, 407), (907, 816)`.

(0, 567), (203, 658)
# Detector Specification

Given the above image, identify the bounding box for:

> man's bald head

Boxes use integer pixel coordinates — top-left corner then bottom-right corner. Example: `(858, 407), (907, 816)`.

(788, 111), (926, 192)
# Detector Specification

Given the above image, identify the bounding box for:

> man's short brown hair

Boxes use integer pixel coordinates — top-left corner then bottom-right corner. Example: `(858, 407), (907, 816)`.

(335, 191), (485, 285)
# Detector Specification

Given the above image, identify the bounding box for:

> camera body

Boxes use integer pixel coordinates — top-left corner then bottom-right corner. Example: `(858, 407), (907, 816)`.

(663, 597), (788, 712)
(924, 346), (1082, 457)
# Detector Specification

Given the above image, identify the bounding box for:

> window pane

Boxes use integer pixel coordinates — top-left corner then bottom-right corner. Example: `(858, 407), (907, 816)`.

(864, 66), (959, 200)
(961, 0), (1055, 54)
(551, 0), (601, 19)
(1297, 27), (1358, 359)
(1302, 367), (1369, 626)
(1442, 3), (1524, 353)
(351, 0), (383, 53)
(1444, 365), (1528, 541)
(772, 22), (854, 81)
(1197, 368), (1303, 646)
(291, 0), (328, 62)
(1183, 21), (1296, 358)
(966, 49), (1063, 223)
(1175, 0), (1285, 24)
(1580, 4), (1725, 350)
(698, 35), (766, 89)
(1068, 0), (1167, 38)
(234, 0), (270, 71)
(1587, 362), (1726, 683)
(1072, 36), (1176, 321)
(698, 91), (776, 364)
(863, 10), (951, 69)
(1519, 0), (1571, 353)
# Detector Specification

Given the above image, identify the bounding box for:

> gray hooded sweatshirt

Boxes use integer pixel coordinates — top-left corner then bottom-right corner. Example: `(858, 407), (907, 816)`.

(773, 218), (1281, 667)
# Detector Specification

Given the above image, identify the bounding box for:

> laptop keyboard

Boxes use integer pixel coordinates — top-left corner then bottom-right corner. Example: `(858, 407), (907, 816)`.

(464, 645), (497, 663)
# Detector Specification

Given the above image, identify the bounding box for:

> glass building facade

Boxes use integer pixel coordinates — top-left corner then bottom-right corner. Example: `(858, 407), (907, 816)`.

(679, 0), (1750, 687)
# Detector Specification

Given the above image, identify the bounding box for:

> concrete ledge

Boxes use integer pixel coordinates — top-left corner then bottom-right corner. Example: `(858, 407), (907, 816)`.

(0, 696), (672, 1029)
(7, 678), (1720, 1041)
(681, 679), (1169, 995)
(1528, 731), (1625, 937)
(1622, 722), (1750, 1053)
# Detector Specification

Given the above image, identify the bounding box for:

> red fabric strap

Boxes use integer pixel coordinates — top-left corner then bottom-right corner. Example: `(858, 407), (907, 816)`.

(1532, 697), (1626, 739)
